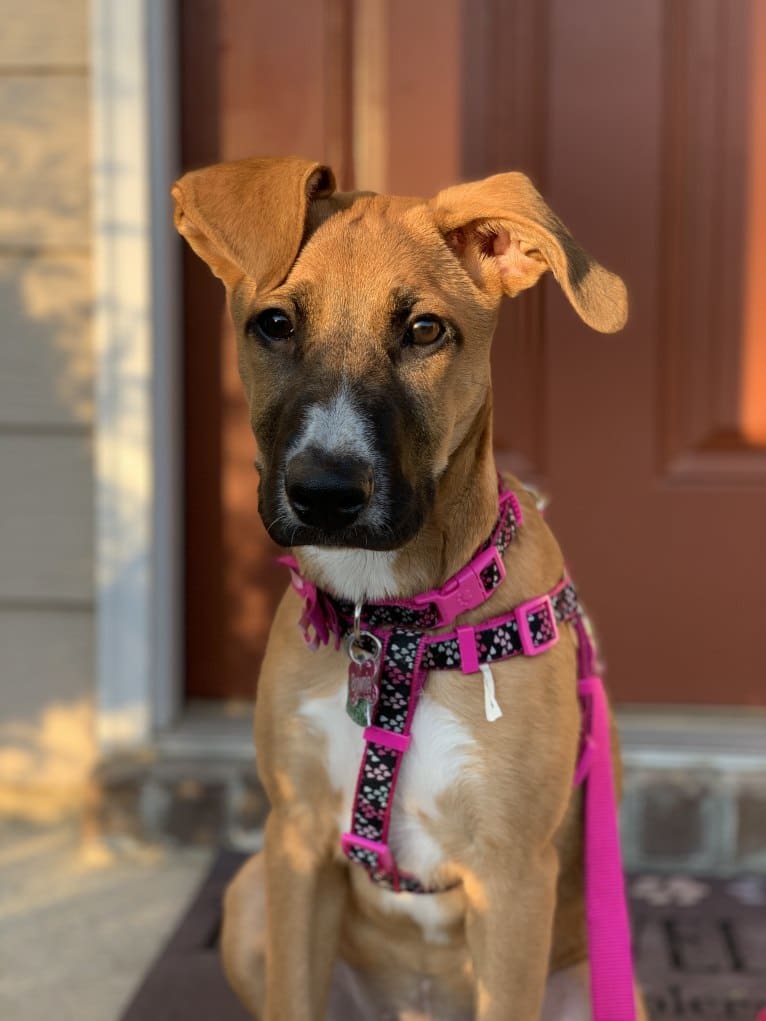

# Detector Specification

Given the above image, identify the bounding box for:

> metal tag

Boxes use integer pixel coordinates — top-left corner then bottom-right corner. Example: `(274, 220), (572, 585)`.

(345, 621), (382, 727)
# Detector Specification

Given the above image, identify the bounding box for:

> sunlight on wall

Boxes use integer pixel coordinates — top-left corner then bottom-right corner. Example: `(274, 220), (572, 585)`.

(0, 77), (89, 246)
(0, 699), (96, 822)
(0, 79), (89, 245)
(19, 258), (93, 422)
(0, 0), (97, 818)
(96, 703), (152, 748)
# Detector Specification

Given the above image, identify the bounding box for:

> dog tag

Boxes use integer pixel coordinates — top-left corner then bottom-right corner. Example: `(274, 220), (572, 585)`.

(345, 631), (382, 727)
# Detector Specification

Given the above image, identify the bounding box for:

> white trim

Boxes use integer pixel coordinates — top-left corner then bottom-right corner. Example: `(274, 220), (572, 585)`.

(618, 706), (766, 771)
(147, 2), (181, 731)
(155, 703), (766, 773)
(91, 0), (181, 750)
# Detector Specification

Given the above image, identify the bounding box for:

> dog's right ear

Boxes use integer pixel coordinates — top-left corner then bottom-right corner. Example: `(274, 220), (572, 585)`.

(171, 157), (336, 292)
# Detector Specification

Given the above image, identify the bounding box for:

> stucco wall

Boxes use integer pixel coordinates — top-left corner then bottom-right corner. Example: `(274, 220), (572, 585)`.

(0, 1), (95, 817)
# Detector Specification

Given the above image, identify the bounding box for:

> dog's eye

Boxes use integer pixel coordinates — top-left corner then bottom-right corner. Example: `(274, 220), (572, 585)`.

(406, 316), (444, 346)
(250, 309), (295, 343)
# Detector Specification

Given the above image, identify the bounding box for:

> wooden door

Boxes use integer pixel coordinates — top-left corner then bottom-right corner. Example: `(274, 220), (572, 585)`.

(181, 0), (766, 704)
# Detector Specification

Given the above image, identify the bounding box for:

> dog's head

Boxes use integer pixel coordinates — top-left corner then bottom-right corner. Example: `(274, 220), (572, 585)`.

(172, 158), (626, 551)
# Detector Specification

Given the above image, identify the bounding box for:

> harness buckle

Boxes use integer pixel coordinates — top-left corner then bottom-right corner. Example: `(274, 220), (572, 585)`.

(515, 594), (559, 656)
(340, 833), (395, 873)
(415, 546), (506, 625)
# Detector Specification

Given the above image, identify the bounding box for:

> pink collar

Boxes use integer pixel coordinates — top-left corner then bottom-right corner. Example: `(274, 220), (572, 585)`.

(281, 485), (524, 649)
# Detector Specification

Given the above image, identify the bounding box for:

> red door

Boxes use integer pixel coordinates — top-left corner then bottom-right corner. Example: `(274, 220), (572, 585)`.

(181, 0), (766, 705)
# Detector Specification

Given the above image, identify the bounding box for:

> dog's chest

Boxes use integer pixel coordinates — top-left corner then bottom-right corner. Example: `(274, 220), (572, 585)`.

(298, 679), (477, 880)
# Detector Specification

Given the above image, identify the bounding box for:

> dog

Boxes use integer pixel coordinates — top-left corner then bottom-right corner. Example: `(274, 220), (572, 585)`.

(172, 158), (646, 1021)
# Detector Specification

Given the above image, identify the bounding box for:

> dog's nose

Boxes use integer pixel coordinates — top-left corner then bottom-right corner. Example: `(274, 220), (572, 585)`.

(285, 451), (374, 531)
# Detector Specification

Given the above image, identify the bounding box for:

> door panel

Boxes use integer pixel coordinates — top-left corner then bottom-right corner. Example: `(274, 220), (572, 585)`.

(541, 0), (766, 704)
(181, 0), (766, 704)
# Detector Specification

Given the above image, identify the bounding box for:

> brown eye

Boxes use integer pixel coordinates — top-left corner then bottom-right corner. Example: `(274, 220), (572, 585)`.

(407, 316), (444, 346)
(250, 308), (295, 343)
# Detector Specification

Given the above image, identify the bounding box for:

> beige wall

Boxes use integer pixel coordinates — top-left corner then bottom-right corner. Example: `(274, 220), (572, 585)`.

(0, 1), (96, 817)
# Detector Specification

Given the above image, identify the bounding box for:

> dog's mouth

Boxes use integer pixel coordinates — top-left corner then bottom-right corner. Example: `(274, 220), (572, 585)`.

(261, 517), (424, 552)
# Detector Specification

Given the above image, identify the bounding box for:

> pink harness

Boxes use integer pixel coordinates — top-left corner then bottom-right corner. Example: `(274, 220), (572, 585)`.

(283, 486), (636, 1019)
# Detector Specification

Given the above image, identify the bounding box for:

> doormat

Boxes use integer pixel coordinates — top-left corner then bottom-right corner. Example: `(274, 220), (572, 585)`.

(631, 873), (766, 1019)
(120, 852), (766, 1020)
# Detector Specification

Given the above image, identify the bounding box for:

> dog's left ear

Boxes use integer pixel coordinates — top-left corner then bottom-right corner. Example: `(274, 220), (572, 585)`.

(430, 172), (627, 333)
(171, 157), (336, 291)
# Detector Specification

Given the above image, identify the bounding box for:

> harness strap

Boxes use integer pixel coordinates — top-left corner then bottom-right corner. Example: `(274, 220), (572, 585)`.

(339, 575), (580, 895)
(422, 579), (578, 670)
(340, 629), (432, 892)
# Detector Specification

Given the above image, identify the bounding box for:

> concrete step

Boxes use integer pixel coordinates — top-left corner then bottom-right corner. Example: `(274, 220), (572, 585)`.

(90, 701), (766, 875)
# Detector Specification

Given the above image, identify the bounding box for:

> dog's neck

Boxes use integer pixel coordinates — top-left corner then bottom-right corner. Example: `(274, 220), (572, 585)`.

(296, 402), (500, 603)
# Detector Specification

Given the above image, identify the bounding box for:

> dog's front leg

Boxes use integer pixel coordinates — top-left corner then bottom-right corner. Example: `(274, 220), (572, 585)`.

(464, 846), (559, 1021)
(263, 810), (346, 1021)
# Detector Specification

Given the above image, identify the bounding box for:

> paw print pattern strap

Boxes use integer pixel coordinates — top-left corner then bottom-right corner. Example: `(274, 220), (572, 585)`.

(422, 579), (579, 671)
(340, 577), (580, 895)
(340, 629), (441, 894)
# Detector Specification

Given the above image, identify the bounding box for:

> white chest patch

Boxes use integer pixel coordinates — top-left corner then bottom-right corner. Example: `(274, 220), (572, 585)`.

(298, 680), (477, 937)
(302, 547), (399, 602)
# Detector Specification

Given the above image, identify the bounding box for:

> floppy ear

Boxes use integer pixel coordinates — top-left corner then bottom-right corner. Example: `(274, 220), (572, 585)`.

(171, 156), (336, 291)
(430, 172), (627, 333)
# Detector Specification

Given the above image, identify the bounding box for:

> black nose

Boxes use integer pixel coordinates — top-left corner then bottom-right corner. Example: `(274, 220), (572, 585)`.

(285, 451), (374, 531)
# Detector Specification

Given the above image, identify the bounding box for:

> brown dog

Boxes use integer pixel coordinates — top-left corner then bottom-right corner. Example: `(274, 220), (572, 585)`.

(172, 158), (645, 1021)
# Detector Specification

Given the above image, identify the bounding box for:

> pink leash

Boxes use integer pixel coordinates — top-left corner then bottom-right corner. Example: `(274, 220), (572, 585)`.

(579, 675), (636, 1020)
(575, 616), (636, 1020)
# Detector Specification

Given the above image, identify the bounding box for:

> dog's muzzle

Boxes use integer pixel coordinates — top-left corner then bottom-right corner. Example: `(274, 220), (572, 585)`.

(285, 450), (374, 532)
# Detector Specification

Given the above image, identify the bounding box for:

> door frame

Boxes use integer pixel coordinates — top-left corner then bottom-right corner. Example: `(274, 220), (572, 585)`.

(91, 0), (182, 749)
(88, 0), (764, 766)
